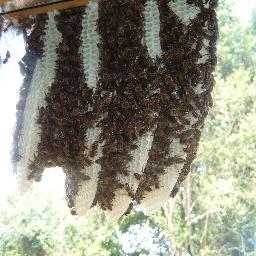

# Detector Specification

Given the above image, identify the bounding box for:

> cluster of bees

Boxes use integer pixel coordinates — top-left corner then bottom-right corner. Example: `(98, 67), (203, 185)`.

(154, 0), (218, 200)
(12, 14), (48, 171)
(12, 0), (218, 215)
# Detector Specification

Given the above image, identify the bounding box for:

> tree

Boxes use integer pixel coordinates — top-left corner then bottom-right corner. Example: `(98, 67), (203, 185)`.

(251, 8), (256, 35)
(216, 0), (256, 78)
(0, 187), (123, 256)
(0, 185), (172, 256)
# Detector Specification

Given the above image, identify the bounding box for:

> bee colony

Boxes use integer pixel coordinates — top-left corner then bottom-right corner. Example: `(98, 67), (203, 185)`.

(2, 0), (218, 221)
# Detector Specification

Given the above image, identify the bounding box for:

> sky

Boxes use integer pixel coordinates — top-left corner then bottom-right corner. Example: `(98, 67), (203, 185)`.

(0, 31), (24, 196)
(0, 0), (255, 198)
(234, 0), (256, 22)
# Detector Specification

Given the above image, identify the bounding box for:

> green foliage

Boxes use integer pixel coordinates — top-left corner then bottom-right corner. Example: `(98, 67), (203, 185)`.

(251, 8), (256, 35)
(0, 189), (172, 256)
(118, 209), (171, 256)
(216, 0), (256, 78)
(0, 189), (123, 256)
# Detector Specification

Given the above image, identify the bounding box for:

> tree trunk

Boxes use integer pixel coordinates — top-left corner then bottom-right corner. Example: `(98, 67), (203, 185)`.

(164, 196), (180, 256)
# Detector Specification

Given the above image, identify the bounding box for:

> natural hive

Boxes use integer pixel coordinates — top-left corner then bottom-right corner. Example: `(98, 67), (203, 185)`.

(7, 0), (218, 221)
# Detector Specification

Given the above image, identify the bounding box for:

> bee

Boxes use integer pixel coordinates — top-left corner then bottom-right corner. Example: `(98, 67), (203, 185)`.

(154, 176), (161, 189)
(124, 184), (135, 198)
(80, 173), (90, 181)
(168, 156), (186, 164)
(170, 183), (179, 197)
(134, 173), (143, 181)
(2, 18), (14, 33)
(71, 208), (77, 215)
(205, 94), (213, 108)
(181, 128), (195, 137)
(145, 185), (153, 193)
(169, 108), (186, 117)
(2, 51), (10, 64)
(89, 142), (98, 159)
(209, 54), (217, 66)
(124, 202), (133, 216)
(195, 38), (205, 52)
(14, 153), (22, 162)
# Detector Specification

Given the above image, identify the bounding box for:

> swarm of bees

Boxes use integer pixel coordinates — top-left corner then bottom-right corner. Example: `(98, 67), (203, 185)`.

(9, 0), (218, 220)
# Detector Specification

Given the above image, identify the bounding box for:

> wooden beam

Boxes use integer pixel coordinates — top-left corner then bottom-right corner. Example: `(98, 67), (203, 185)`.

(0, 0), (9, 4)
(1, 0), (90, 18)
